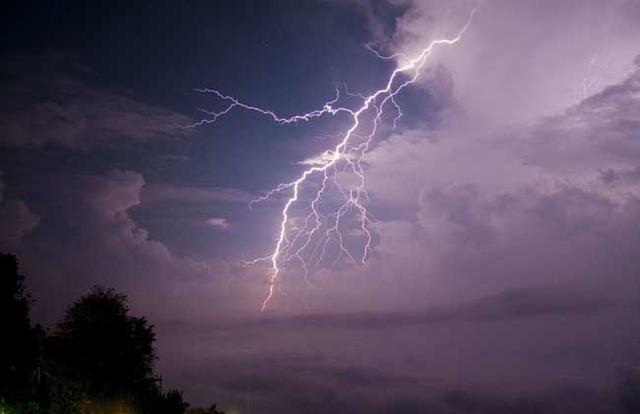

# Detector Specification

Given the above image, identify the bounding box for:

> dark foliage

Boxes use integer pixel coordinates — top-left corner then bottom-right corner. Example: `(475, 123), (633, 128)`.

(0, 253), (42, 405)
(44, 286), (192, 413)
(49, 286), (155, 398)
(187, 404), (226, 414)
(147, 389), (191, 414)
(0, 252), (221, 414)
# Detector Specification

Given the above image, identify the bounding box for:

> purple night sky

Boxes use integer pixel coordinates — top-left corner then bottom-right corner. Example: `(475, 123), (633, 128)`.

(2, 1), (640, 412)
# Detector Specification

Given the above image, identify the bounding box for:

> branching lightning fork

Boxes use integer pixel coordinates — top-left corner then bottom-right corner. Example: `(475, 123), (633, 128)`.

(191, 11), (475, 311)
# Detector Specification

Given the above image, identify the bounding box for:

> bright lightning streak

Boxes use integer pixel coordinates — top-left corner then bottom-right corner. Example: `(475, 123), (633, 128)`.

(191, 10), (475, 311)
(364, 43), (408, 62)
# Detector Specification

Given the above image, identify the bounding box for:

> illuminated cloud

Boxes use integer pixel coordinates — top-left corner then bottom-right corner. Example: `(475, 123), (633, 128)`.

(3, 2), (640, 412)
(203, 217), (231, 230)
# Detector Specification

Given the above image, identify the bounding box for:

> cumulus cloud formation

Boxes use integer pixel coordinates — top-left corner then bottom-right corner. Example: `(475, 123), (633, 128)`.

(336, 0), (640, 311)
(155, 7), (640, 410)
(3, 3), (640, 412)
(0, 55), (192, 148)
(327, 71), (638, 315)
(154, 48), (640, 406)
(383, 0), (640, 126)
(18, 170), (257, 325)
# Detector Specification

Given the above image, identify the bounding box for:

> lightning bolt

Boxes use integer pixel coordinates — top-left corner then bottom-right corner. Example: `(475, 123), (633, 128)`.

(191, 10), (475, 311)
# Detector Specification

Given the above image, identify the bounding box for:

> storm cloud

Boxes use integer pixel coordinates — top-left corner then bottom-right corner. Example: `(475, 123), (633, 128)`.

(2, 1), (640, 413)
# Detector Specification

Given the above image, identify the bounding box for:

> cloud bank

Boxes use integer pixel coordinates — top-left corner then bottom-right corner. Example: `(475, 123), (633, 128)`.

(0, 55), (192, 148)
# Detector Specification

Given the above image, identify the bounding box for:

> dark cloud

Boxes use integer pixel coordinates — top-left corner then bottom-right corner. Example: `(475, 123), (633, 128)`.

(439, 285), (613, 321)
(141, 184), (254, 204)
(2, 2), (640, 413)
(599, 166), (640, 185)
(183, 285), (614, 334)
(0, 55), (192, 148)
(161, 345), (624, 413)
(13, 169), (248, 325)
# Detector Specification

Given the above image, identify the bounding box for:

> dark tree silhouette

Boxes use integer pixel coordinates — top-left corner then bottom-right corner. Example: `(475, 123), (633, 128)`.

(45, 286), (192, 413)
(187, 404), (226, 414)
(147, 389), (191, 414)
(0, 254), (219, 413)
(0, 253), (41, 405)
(49, 286), (155, 398)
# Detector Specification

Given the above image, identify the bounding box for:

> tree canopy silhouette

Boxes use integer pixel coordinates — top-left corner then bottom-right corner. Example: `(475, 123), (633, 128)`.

(46, 286), (192, 413)
(0, 253), (41, 405)
(0, 252), (222, 413)
(187, 404), (226, 414)
(49, 286), (155, 398)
